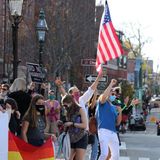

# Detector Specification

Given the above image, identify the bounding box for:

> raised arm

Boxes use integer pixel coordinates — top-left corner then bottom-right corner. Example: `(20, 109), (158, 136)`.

(55, 77), (67, 97)
(99, 79), (117, 104)
(89, 91), (98, 110)
(90, 73), (102, 90)
(79, 73), (102, 104)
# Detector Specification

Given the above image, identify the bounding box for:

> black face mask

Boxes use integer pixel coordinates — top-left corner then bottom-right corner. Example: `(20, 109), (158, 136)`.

(35, 105), (45, 115)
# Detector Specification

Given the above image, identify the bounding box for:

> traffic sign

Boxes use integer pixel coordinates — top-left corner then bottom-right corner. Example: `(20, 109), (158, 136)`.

(81, 59), (108, 68)
(85, 74), (108, 83)
(81, 59), (96, 66)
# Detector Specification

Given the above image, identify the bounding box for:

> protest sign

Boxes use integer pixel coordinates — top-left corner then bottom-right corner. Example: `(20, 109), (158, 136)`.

(26, 63), (44, 83)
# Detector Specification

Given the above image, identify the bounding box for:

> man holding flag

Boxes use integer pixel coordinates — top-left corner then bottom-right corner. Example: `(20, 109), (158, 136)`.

(95, 0), (123, 160)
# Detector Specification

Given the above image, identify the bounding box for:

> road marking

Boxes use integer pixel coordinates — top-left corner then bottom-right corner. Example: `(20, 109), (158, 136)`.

(119, 157), (151, 160)
(119, 157), (130, 160)
(120, 142), (126, 150)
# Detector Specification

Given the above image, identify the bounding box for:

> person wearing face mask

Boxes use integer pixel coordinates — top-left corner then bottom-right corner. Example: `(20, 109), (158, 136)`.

(55, 74), (101, 115)
(45, 90), (61, 137)
(61, 94), (88, 160)
(21, 94), (53, 146)
(55, 74), (102, 134)
(96, 79), (122, 160)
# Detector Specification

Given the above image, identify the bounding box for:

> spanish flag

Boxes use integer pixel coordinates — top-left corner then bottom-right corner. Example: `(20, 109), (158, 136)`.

(8, 132), (55, 160)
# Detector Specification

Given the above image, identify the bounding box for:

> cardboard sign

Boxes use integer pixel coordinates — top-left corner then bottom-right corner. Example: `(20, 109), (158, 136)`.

(26, 63), (44, 83)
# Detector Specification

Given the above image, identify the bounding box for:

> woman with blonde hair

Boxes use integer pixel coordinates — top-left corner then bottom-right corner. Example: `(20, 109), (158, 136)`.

(9, 78), (27, 93)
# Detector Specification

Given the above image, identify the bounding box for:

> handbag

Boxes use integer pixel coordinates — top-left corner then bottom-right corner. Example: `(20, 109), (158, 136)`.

(57, 132), (71, 160)
(89, 116), (97, 134)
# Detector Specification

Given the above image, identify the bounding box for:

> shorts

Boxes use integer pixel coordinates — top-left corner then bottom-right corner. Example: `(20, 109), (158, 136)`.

(71, 133), (88, 149)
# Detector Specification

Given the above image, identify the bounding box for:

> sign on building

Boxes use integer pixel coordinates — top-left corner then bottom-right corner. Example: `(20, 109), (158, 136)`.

(81, 59), (96, 66)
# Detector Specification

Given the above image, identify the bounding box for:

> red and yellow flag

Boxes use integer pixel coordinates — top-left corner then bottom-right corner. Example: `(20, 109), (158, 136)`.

(8, 132), (55, 160)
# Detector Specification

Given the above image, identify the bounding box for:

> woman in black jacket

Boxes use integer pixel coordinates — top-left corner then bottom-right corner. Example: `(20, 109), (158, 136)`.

(8, 78), (32, 120)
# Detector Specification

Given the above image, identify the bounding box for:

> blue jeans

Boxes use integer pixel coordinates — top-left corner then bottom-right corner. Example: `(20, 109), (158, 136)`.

(90, 134), (99, 160)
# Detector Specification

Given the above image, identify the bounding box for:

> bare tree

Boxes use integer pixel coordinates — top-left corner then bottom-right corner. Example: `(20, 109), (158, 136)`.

(123, 23), (151, 57)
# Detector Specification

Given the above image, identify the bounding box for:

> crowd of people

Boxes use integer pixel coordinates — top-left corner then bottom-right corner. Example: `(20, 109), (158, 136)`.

(0, 74), (139, 160)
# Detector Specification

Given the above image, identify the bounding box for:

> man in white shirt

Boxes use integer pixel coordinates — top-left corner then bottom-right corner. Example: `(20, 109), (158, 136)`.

(55, 74), (101, 113)
(55, 74), (101, 131)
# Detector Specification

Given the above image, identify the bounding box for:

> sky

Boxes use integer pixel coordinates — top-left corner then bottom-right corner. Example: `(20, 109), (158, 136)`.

(96, 0), (160, 72)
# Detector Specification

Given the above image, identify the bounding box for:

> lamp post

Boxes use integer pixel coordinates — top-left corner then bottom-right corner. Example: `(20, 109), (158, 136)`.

(36, 9), (48, 67)
(9, 0), (23, 80)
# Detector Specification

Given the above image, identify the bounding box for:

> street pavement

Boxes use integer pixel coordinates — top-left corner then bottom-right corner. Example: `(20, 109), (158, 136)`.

(118, 108), (160, 160)
(85, 138), (160, 160)
(85, 108), (160, 160)
(119, 133), (160, 160)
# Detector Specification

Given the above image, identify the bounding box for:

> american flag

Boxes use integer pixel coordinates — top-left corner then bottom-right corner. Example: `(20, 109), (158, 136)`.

(96, 0), (123, 72)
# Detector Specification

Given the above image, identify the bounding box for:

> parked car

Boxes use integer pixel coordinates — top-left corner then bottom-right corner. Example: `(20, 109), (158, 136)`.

(128, 114), (146, 131)
(150, 97), (160, 108)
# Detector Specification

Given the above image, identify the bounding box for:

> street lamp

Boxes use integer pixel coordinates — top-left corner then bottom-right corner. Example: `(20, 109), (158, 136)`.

(9, 0), (23, 80)
(36, 9), (48, 67)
